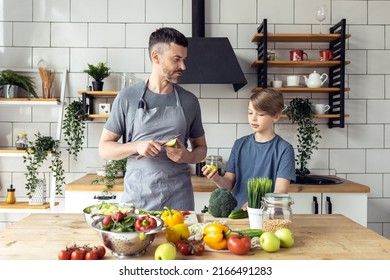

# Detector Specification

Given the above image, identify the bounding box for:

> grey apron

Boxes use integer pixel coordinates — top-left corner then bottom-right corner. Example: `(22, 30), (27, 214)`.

(121, 81), (194, 210)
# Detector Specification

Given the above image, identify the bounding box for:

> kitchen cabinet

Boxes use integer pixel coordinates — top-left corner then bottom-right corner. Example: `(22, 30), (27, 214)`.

(65, 174), (369, 226)
(0, 68), (67, 211)
(290, 192), (368, 227)
(64, 174), (215, 213)
(251, 19), (351, 128)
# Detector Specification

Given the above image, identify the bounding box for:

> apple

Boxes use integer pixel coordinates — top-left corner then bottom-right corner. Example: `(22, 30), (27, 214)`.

(164, 138), (178, 148)
(259, 232), (280, 253)
(154, 242), (177, 260)
(274, 228), (294, 248)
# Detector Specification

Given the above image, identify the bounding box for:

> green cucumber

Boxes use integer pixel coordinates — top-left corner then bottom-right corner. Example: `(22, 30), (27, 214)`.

(231, 229), (264, 239)
(228, 209), (249, 219)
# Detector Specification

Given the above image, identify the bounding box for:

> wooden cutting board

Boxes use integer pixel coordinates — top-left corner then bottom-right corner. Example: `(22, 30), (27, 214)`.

(203, 212), (249, 225)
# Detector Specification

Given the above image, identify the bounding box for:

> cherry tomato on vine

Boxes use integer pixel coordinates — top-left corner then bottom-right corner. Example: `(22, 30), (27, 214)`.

(58, 249), (71, 260)
(85, 249), (98, 260)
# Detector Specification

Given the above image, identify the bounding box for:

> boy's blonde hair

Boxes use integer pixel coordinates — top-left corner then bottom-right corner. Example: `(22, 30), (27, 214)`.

(249, 89), (284, 117)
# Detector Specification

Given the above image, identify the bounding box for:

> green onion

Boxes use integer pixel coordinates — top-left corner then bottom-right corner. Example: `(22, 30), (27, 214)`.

(247, 177), (273, 208)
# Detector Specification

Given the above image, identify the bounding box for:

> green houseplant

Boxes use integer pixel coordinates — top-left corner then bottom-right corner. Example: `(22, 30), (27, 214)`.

(91, 158), (127, 197)
(23, 132), (65, 199)
(286, 98), (321, 182)
(62, 100), (85, 161)
(0, 69), (38, 98)
(83, 62), (111, 91)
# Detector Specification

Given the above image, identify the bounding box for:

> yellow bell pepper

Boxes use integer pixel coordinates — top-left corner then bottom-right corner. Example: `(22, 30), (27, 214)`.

(164, 223), (190, 243)
(160, 206), (184, 227)
(203, 223), (231, 250)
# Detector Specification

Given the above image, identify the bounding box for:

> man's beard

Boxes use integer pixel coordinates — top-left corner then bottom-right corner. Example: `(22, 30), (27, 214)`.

(162, 67), (182, 84)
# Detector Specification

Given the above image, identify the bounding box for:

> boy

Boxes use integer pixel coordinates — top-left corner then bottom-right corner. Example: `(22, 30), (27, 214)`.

(203, 89), (296, 210)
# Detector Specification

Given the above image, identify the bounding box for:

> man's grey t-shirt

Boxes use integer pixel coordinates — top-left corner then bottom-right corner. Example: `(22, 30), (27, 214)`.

(104, 81), (205, 145)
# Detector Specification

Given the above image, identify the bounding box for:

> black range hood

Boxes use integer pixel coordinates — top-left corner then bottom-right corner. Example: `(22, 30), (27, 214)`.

(179, 0), (247, 92)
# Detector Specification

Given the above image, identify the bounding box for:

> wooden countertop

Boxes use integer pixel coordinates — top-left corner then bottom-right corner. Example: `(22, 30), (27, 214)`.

(0, 213), (389, 260)
(65, 174), (370, 193)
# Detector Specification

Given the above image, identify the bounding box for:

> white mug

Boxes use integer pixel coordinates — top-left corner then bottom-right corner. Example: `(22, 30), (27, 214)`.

(287, 75), (300, 87)
(271, 80), (283, 88)
(314, 104), (330, 114)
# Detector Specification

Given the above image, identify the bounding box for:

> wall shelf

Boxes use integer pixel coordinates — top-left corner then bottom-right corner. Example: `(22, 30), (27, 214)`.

(0, 68), (68, 211)
(0, 202), (59, 211)
(252, 87), (351, 93)
(251, 33), (351, 43)
(77, 91), (118, 120)
(253, 19), (350, 128)
(0, 98), (60, 105)
(251, 60), (350, 68)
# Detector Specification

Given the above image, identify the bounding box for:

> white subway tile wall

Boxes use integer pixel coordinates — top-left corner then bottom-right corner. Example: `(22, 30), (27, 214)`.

(0, 0), (390, 237)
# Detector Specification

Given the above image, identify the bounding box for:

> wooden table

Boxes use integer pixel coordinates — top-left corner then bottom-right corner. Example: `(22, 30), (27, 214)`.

(1, 213), (389, 260)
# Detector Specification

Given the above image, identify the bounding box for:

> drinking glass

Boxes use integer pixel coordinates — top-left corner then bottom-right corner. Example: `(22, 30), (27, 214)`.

(315, 5), (327, 34)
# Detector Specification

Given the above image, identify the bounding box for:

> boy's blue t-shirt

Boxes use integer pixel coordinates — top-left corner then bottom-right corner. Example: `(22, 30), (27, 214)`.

(224, 134), (296, 210)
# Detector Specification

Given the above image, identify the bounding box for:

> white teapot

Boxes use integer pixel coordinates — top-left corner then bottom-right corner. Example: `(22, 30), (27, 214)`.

(303, 71), (328, 88)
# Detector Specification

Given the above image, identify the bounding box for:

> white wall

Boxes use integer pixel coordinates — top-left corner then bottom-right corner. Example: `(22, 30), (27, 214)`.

(0, 0), (389, 237)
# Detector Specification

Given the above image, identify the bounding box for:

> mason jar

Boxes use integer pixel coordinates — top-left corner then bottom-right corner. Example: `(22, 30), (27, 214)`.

(205, 155), (223, 175)
(15, 133), (28, 150)
(262, 193), (294, 232)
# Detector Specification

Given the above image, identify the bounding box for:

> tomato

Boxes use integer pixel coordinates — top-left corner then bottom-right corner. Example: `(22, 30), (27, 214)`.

(191, 240), (205, 256)
(181, 210), (190, 216)
(102, 215), (113, 227)
(111, 211), (125, 222)
(175, 240), (205, 256)
(227, 233), (251, 255)
(96, 245), (106, 259)
(58, 249), (71, 260)
(70, 249), (86, 260)
(85, 249), (98, 260)
(175, 240), (192, 256)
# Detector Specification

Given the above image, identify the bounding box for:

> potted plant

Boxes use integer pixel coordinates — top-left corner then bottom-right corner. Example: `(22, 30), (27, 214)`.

(83, 62), (111, 91)
(62, 99), (85, 161)
(91, 158), (127, 199)
(246, 177), (272, 229)
(286, 97), (321, 183)
(23, 132), (65, 202)
(0, 69), (38, 98)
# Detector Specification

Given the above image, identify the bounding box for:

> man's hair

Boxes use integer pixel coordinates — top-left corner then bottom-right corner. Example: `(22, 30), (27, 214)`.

(249, 89), (285, 116)
(148, 27), (188, 57)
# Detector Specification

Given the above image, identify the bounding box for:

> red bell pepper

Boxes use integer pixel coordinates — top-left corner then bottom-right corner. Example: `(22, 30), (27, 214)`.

(134, 215), (157, 231)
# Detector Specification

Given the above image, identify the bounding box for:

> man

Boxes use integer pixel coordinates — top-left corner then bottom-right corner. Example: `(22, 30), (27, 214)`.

(99, 27), (207, 211)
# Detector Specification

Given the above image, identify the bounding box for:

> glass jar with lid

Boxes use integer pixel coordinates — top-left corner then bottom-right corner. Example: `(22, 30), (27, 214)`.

(262, 193), (294, 232)
(15, 133), (28, 150)
(205, 155), (223, 175)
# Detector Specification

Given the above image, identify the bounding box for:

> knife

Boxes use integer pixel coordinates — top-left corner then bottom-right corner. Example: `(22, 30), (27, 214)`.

(135, 134), (181, 160)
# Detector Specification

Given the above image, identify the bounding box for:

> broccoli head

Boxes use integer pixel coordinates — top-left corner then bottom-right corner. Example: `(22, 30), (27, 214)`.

(208, 188), (237, 217)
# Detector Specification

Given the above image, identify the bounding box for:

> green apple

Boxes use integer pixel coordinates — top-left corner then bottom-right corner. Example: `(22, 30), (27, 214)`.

(259, 232), (280, 253)
(206, 164), (217, 172)
(164, 138), (178, 148)
(274, 228), (294, 248)
(154, 242), (177, 260)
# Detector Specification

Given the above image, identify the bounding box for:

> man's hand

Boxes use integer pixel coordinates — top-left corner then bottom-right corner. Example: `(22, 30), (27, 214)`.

(164, 137), (187, 163)
(136, 140), (163, 158)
